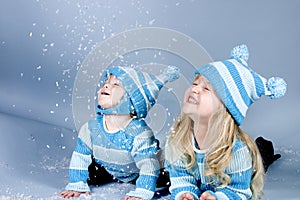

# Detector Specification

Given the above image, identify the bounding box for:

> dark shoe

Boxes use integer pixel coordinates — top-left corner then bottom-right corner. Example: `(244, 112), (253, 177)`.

(255, 136), (281, 172)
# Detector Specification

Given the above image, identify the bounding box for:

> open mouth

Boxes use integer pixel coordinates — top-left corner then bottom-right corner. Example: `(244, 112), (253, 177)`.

(187, 96), (198, 105)
(101, 92), (110, 95)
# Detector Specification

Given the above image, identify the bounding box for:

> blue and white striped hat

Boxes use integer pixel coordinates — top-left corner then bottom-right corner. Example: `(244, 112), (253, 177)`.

(195, 44), (287, 125)
(97, 65), (180, 118)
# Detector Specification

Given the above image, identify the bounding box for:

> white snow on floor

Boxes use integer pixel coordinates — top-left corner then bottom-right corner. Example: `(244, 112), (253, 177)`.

(0, 112), (299, 200)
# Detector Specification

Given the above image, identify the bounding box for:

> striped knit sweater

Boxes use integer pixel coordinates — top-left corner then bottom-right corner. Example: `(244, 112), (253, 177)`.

(165, 138), (253, 200)
(65, 114), (160, 199)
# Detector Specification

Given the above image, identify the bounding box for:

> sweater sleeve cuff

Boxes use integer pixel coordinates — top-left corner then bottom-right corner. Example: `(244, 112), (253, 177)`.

(126, 188), (154, 200)
(65, 181), (90, 192)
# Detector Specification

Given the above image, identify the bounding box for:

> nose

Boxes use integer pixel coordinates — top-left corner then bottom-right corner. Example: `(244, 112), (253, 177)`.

(103, 83), (110, 88)
(192, 85), (200, 94)
(98, 83), (109, 93)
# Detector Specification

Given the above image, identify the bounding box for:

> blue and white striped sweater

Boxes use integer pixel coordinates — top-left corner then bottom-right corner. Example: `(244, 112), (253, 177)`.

(66, 115), (160, 199)
(165, 139), (253, 200)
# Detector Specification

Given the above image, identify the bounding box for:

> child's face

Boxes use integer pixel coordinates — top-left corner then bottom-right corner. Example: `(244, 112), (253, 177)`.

(182, 75), (221, 123)
(97, 74), (125, 109)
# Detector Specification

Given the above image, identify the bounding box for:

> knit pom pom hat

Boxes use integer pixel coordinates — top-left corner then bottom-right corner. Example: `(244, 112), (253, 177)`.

(97, 65), (180, 118)
(195, 44), (287, 125)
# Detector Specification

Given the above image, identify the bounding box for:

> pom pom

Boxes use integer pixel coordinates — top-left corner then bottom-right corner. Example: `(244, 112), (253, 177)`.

(267, 77), (287, 99)
(230, 44), (249, 62)
(161, 65), (180, 82)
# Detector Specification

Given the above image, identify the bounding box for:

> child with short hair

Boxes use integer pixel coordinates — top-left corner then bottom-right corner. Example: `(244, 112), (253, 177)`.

(165, 44), (287, 200)
(60, 65), (179, 200)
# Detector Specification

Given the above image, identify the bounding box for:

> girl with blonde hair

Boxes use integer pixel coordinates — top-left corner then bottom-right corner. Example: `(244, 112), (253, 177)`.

(165, 44), (287, 200)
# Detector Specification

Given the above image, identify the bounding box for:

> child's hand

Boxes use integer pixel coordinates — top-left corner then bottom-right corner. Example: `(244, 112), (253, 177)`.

(179, 192), (194, 200)
(199, 191), (216, 200)
(124, 195), (144, 200)
(59, 190), (90, 198)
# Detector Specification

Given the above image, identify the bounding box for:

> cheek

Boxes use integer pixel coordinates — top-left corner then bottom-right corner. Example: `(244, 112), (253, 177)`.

(206, 95), (221, 113)
(212, 94), (222, 108)
(197, 95), (215, 113)
(112, 90), (125, 101)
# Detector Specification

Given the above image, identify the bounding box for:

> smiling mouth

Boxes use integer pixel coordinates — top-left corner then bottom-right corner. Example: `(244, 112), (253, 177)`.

(187, 96), (198, 104)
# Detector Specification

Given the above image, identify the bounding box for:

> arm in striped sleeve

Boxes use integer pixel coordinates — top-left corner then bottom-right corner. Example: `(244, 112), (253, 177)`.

(65, 122), (93, 192)
(165, 159), (200, 200)
(126, 128), (160, 200)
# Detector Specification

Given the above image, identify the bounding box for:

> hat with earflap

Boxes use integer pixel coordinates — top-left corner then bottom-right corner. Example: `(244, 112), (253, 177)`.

(97, 65), (180, 118)
(195, 44), (287, 125)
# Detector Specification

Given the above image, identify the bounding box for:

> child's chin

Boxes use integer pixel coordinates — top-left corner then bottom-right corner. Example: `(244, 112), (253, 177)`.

(182, 105), (195, 114)
(182, 110), (193, 117)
